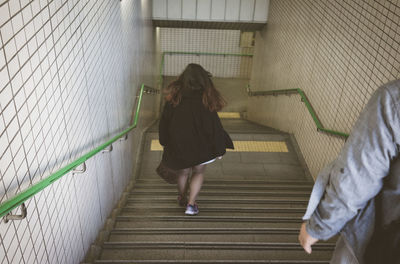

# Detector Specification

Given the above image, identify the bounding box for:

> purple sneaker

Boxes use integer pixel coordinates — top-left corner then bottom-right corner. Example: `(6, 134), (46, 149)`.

(185, 204), (199, 215)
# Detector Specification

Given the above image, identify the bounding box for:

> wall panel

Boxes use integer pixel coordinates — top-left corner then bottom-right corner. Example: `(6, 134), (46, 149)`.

(248, 0), (400, 178)
(0, 1), (158, 263)
(160, 28), (252, 78)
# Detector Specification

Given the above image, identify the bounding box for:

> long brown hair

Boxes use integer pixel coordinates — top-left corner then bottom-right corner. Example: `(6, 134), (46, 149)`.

(165, 64), (226, 112)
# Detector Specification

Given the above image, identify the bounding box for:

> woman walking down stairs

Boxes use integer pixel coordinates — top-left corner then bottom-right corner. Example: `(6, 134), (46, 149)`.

(85, 119), (335, 264)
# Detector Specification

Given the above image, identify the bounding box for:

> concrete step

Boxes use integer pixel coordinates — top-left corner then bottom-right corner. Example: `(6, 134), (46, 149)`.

(108, 228), (336, 244)
(142, 174), (312, 182)
(127, 200), (307, 209)
(95, 261), (329, 264)
(126, 197), (309, 207)
(100, 241), (334, 261)
(115, 215), (302, 228)
(120, 207), (305, 217)
(136, 178), (314, 186)
(133, 183), (313, 192)
(109, 227), (301, 242)
(131, 188), (311, 194)
(129, 190), (311, 199)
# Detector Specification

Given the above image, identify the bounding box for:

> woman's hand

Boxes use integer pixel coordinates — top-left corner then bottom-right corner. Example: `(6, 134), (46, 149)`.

(298, 222), (319, 254)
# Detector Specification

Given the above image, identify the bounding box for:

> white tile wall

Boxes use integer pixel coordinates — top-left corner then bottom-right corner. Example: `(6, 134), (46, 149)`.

(248, 0), (400, 178)
(160, 28), (253, 78)
(0, 0), (158, 263)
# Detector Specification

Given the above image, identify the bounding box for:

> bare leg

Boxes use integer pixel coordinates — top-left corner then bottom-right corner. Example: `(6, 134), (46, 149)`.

(177, 168), (190, 198)
(188, 164), (206, 205)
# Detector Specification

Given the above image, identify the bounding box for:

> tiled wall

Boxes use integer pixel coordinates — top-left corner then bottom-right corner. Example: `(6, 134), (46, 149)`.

(248, 0), (400, 178)
(160, 28), (252, 78)
(0, 0), (158, 263)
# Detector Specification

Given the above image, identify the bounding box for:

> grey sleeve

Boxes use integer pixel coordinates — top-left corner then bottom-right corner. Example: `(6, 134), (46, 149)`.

(306, 85), (400, 240)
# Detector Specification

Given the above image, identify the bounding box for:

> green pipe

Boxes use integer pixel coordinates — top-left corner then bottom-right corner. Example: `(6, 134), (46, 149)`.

(0, 83), (149, 219)
(296, 89), (323, 129)
(248, 86), (349, 139)
(318, 128), (349, 138)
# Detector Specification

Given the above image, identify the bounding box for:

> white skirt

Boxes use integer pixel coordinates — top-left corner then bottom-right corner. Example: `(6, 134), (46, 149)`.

(200, 158), (216, 165)
(199, 156), (222, 165)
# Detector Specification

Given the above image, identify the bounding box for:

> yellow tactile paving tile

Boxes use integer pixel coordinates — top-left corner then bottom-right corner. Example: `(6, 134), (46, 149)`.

(226, 141), (288, 152)
(217, 112), (241, 119)
(150, 140), (288, 152)
(150, 140), (164, 151)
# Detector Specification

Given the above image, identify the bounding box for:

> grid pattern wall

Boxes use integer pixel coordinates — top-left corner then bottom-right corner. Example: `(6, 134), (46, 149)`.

(0, 0), (157, 263)
(247, 0), (400, 178)
(160, 28), (252, 78)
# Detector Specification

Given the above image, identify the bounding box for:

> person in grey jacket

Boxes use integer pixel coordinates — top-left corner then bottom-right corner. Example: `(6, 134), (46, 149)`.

(298, 79), (400, 264)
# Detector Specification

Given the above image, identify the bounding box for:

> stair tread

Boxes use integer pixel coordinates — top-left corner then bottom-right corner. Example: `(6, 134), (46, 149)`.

(129, 193), (311, 198)
(134, 184), (312, 190)
(130, 189), (311, 194)
(111, 227), (300, 232)
(116, 215), (302, 221)
(127, 198), (309, 202)
(128, 197), (310, 203)
(123, 205), (305, 209)
(136, 179), (314, 185)
(103, 241), (335, 248)
(95, 261), (329, 264)
(100, 242), (333, 261)
(120, 207), (305, 217)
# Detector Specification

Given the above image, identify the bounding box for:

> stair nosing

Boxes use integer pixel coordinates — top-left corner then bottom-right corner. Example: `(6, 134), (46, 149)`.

(136, 179), (314, 185)
(94, 261), (328, 264)
(95, 259), (329, 264)
(127, 198), (309, 203)
(102, 241), (335, 250)
(121, 207), (306, 213)
(116, 215), (303, 223)
(110, 227), (300, 235)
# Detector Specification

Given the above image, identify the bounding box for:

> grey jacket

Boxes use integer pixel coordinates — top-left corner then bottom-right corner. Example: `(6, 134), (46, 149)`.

(303, 79), (400, 263)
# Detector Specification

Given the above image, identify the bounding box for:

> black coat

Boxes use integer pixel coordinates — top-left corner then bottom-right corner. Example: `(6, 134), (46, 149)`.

(159, 90), (234, 170)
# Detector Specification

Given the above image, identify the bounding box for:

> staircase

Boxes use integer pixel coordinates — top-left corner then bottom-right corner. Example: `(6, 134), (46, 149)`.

(91, 119), (335, 263)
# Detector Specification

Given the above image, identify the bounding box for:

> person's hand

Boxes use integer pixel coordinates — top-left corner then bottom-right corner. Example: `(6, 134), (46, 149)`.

(298, 222), (319, 254)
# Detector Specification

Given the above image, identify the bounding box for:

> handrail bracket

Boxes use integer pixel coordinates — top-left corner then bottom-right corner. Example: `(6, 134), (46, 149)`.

(72, 162), (87, 175)
(102, 144), (113, 153)
(4, 203), (27, 223)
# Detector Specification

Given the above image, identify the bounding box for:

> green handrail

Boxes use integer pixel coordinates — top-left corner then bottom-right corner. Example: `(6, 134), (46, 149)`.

(0, 83), (156, 219)
(247, 86), (349, 138)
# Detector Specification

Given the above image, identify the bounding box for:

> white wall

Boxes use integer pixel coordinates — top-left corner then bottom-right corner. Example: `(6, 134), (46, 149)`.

(248, 0), (400, 178)
(160, 28), (252, 78)
(0, 0), (158, 263)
